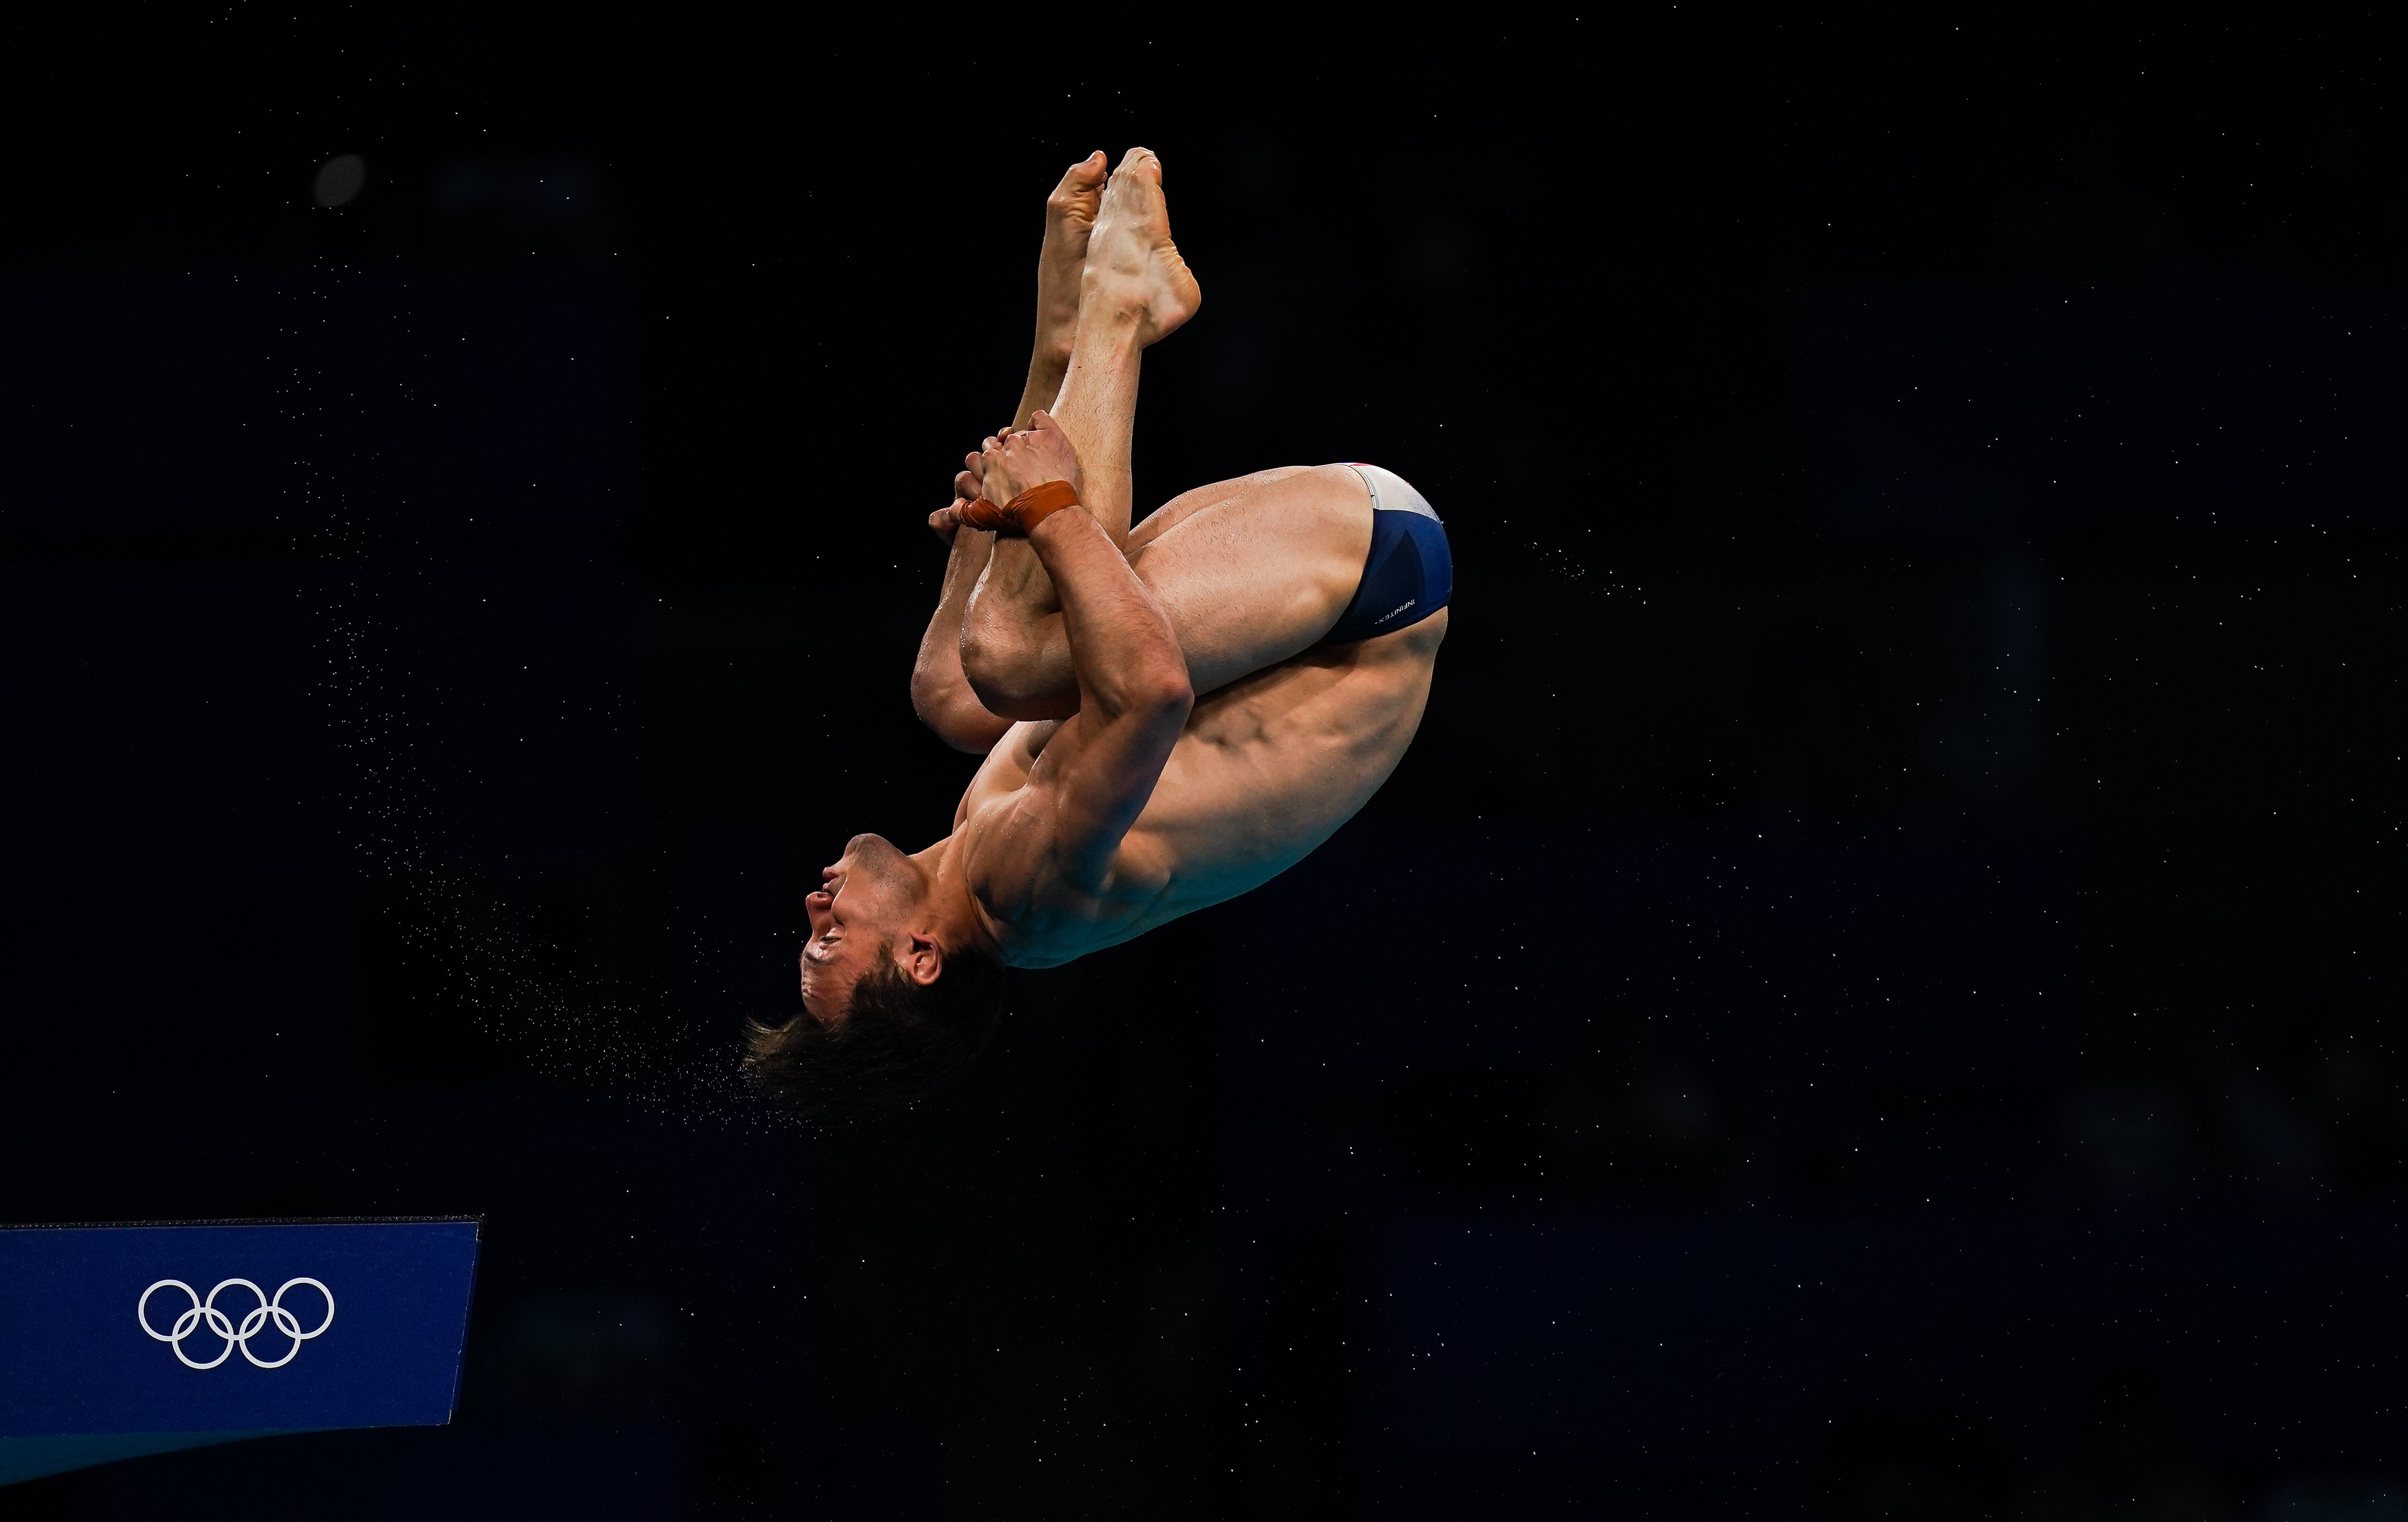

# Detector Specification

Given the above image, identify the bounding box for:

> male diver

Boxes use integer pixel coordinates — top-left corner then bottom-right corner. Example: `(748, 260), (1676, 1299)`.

(748, 148), (1451, 1108)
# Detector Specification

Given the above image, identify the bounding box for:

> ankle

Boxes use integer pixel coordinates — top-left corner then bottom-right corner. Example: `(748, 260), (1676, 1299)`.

(1074, 296), (1147, 337)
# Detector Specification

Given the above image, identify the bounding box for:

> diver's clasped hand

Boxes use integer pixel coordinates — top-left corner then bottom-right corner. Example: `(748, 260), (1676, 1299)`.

(978, 411), (1083, 506)
(956, 479), (1080, 536)
(933, 411), (1088, 541)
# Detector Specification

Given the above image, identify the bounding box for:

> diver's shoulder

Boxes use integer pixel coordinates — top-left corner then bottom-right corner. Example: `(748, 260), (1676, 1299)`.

(979, 831), (1180, 970)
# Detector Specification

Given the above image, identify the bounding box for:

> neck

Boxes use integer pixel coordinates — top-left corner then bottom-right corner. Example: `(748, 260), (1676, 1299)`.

(910, 828), (998, 958)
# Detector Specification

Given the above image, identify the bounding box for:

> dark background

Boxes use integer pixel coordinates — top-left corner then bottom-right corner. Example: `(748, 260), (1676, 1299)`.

(3, 12), (2404, 1519)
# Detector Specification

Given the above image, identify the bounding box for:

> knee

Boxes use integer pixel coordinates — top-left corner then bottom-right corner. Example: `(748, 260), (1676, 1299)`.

(956, 622), (1014, 710)
(960, 622), (1074, 722)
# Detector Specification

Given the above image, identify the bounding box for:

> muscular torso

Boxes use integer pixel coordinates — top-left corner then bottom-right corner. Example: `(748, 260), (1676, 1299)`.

(956, 611), (1447, 968)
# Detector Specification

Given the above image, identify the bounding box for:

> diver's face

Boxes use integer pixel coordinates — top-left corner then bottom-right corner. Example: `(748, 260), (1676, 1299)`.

(799, 834), (923, 1022)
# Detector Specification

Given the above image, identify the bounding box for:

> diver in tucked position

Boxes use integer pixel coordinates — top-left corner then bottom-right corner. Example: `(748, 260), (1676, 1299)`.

(749, 148), (1451, 1108)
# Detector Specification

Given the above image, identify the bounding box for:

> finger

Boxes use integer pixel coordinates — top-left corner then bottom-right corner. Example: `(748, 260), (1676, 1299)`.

(954, 470), (979, 501)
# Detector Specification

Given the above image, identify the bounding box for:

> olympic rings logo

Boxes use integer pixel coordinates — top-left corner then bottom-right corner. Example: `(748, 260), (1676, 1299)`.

(137, 1278), (336, 1370)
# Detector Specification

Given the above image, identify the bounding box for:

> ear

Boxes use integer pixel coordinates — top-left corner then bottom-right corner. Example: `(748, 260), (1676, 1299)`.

(900, 931), (944, 987)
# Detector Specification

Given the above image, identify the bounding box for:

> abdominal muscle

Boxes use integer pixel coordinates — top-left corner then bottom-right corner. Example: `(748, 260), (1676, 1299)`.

(959, 612), (1445, 968)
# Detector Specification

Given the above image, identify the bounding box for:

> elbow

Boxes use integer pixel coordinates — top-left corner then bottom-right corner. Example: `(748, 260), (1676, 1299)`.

(1133, 663), (1194, 724)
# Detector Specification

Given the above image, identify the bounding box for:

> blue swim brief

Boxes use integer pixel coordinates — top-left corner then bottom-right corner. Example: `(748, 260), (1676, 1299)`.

(1321, 463), (1452, 644)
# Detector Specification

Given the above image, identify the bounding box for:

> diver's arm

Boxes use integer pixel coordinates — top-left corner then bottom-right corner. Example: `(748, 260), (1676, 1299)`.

(967, 414), (1189, 893)
(1011, 501), (1191, 888)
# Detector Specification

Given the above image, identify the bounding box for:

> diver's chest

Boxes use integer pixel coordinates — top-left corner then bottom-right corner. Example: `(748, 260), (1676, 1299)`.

(1150, 696), (1390, 843)
(1174, 664), (1399, 772)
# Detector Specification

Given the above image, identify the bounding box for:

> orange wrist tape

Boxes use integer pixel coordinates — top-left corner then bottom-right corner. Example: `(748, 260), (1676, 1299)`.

(1004, 479), (1081, 532)
(958, 479), (1080, 536)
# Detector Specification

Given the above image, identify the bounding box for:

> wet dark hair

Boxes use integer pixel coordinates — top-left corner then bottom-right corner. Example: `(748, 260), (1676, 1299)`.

(744, 940), (1007, 1112)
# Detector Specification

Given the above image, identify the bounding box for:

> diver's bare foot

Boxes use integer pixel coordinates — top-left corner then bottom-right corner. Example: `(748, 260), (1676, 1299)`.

(1085, 147), (1200, 347)
(1034, 152), (1108, 365)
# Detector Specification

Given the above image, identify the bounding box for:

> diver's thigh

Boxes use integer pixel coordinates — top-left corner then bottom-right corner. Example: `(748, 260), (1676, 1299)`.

(1127, 465), (1317, 552)
(1130, 464), (1373, 695)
